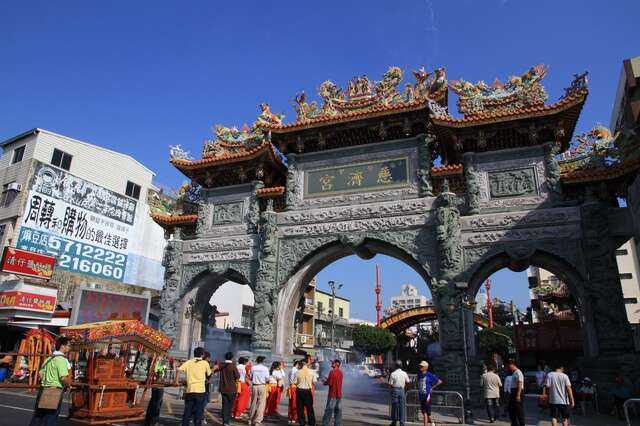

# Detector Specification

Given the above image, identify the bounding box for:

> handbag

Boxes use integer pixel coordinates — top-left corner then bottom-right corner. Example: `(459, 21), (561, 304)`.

(38, 387), (63, 410)
(38, 355), (65, 409)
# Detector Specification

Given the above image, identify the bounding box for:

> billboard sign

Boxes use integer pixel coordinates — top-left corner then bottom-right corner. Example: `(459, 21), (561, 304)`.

(1, 246), (56, 279)
(16, 163), (136, 282)
(0, 290), (57, 313)
(70, 287), (150, 325)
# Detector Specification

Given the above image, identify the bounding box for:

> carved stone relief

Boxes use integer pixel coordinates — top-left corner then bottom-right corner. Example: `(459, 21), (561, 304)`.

(474, 151), (550, 210)
(212, 201), (244, 225)
(488, 168), (537, 198)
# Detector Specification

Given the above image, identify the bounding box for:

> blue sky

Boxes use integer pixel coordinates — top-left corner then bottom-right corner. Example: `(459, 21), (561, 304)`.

(2, 1), (638, 320)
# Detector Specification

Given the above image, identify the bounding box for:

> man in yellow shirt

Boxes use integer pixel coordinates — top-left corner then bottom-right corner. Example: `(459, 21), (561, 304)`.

(295, 359), (317, 426)
(177, 347), (212, 426)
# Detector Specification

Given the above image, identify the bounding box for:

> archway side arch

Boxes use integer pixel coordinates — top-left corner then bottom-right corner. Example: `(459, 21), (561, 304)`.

(465, 249), (598, 357)
(273, 236), (436, 355)
(180, 264), (252, 318)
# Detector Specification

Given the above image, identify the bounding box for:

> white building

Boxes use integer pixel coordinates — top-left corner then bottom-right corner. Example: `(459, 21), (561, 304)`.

(616, 238), (640, 324)
(387, 284), (430, 314)
(0, 128), (166, 297)
(209, 281), (255, 329)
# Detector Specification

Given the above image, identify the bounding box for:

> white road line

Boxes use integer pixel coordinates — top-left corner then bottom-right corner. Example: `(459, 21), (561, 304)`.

(0, 390), (37, 399)
(0, 403), (33, 412)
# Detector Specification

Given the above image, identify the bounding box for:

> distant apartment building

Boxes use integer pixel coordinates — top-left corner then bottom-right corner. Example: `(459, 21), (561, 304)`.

(0, 129), (166, 326)
(615, 239), (640, 324)
(384, 284), (431, 317)
(611, 57), (640, 267)
(527, 267), (576, 324)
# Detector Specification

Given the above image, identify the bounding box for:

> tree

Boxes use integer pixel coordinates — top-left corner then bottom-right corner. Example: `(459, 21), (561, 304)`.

(479, 325), (515, 358)
(352, 325), (396, 356)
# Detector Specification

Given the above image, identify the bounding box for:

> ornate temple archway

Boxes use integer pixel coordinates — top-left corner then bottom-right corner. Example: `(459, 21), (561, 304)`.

(152, 64), (639, 391)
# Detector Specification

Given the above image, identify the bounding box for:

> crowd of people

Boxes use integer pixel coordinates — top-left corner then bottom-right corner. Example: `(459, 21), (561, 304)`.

(20, 338), (638, 426)
(175, 348), (343, 426)
(480, 359), (596, 426)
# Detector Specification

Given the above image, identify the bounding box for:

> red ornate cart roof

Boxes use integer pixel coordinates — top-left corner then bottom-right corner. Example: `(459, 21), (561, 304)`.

(62, 320), (173, 353)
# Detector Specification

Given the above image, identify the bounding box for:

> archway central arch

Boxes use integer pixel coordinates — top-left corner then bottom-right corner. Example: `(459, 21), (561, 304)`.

(274, 238), (436, 356)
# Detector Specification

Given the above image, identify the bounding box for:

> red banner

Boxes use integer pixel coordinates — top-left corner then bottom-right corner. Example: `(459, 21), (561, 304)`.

(1, 247), (56, 279)
(0, 290), (57, 312)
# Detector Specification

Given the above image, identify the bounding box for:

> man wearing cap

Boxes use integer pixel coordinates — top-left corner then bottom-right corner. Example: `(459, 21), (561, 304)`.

(388, 360), (410, 426)
(417, 361), (442, 426)
(321, 359), (343, 426)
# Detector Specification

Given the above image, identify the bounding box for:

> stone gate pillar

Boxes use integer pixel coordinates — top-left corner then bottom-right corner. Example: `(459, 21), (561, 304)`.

(159, 239), (184, 341)
(432, 183), (469, 388)
(581, 200), (632, 354)
(252, 200), (278, 352)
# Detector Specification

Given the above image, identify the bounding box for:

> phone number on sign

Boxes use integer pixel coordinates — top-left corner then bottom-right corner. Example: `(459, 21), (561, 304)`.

(17, 227), (126, 281)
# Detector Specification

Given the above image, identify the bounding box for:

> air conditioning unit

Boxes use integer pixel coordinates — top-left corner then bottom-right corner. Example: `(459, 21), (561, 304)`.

(7, 183), (22, 192)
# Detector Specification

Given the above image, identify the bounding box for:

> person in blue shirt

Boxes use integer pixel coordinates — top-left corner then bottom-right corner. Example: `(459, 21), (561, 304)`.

(416, 361), (442, 426)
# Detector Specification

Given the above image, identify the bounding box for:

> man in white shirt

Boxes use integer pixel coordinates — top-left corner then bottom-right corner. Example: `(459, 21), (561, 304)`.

(480, 364), (502, 423)
(543, 363), (575, 426)
(506, 359), (525, 426)
(248, 356), (270, 425)
(388, 361), (411, 426)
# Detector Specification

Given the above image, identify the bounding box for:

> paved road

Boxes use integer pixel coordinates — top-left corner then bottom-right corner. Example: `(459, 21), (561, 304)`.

(0, 381), (633, 425)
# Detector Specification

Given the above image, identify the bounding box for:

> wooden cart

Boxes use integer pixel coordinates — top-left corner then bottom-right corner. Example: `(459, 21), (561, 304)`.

(61, 320), (173, 424)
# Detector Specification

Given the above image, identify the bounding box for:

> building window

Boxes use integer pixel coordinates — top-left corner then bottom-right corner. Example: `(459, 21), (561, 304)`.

(0, 225), (5, 249)
(125, 181), (141, 200)
(241, 305), (254, 329)
(616, 249), (629, 256)
(317, 301), (324, 312)
(51, 148), (72, 170)
(338, 307), (344, 318)
(620, 273), (633, 280)
(624, 298), (638, 304)
(12, 146), (25, 164)
(1, 183), (17, 207)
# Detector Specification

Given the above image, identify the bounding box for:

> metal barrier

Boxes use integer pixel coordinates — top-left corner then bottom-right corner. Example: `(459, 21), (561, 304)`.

(624, 398), (640, 426)
(389, 389), (464, 424)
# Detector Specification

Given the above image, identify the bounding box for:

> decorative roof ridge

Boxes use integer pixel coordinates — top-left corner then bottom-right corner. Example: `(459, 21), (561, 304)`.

(258, 98), (432, 131)
(256, 186), (286, 198)
(150, 213), (198, 225)
(258, 65), (448, 131)
(561, 157), (640, 183)
(431, 164), (464, 175)
(430, 88), (587, 124)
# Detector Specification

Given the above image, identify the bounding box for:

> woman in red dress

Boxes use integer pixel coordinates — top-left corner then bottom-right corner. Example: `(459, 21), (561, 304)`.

(231, 357), (251, 419)
(287, 360), (303, 423)
(264, 361), (285, 417)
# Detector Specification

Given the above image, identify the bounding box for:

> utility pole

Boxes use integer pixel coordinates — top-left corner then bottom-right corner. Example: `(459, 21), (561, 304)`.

(185, 298), (195, 356)
(485, 278), (496, 365)
(375, 265), (383, 364)
(375, 264), (382, 326)
(328, 280), (342, 357)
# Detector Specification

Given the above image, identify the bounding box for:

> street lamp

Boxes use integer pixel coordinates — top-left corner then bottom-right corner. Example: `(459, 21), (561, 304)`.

(185, 299), (196, 355)
(447, 293), (477, 424)
(328, 280), (343, 357)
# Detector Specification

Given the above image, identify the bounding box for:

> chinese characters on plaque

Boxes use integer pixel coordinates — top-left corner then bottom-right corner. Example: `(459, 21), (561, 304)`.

(305, 158), (409, 197)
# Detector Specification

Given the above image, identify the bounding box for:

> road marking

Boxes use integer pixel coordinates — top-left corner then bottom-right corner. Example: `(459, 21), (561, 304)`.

(205, 410), (216, 422)
(0, 390), (37, 399)
(0, 403), (33, 412)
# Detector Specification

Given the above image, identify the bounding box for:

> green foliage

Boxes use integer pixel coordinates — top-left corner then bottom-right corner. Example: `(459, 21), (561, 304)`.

(352, 325), (396, 356)
(479, 325), (514, 358)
